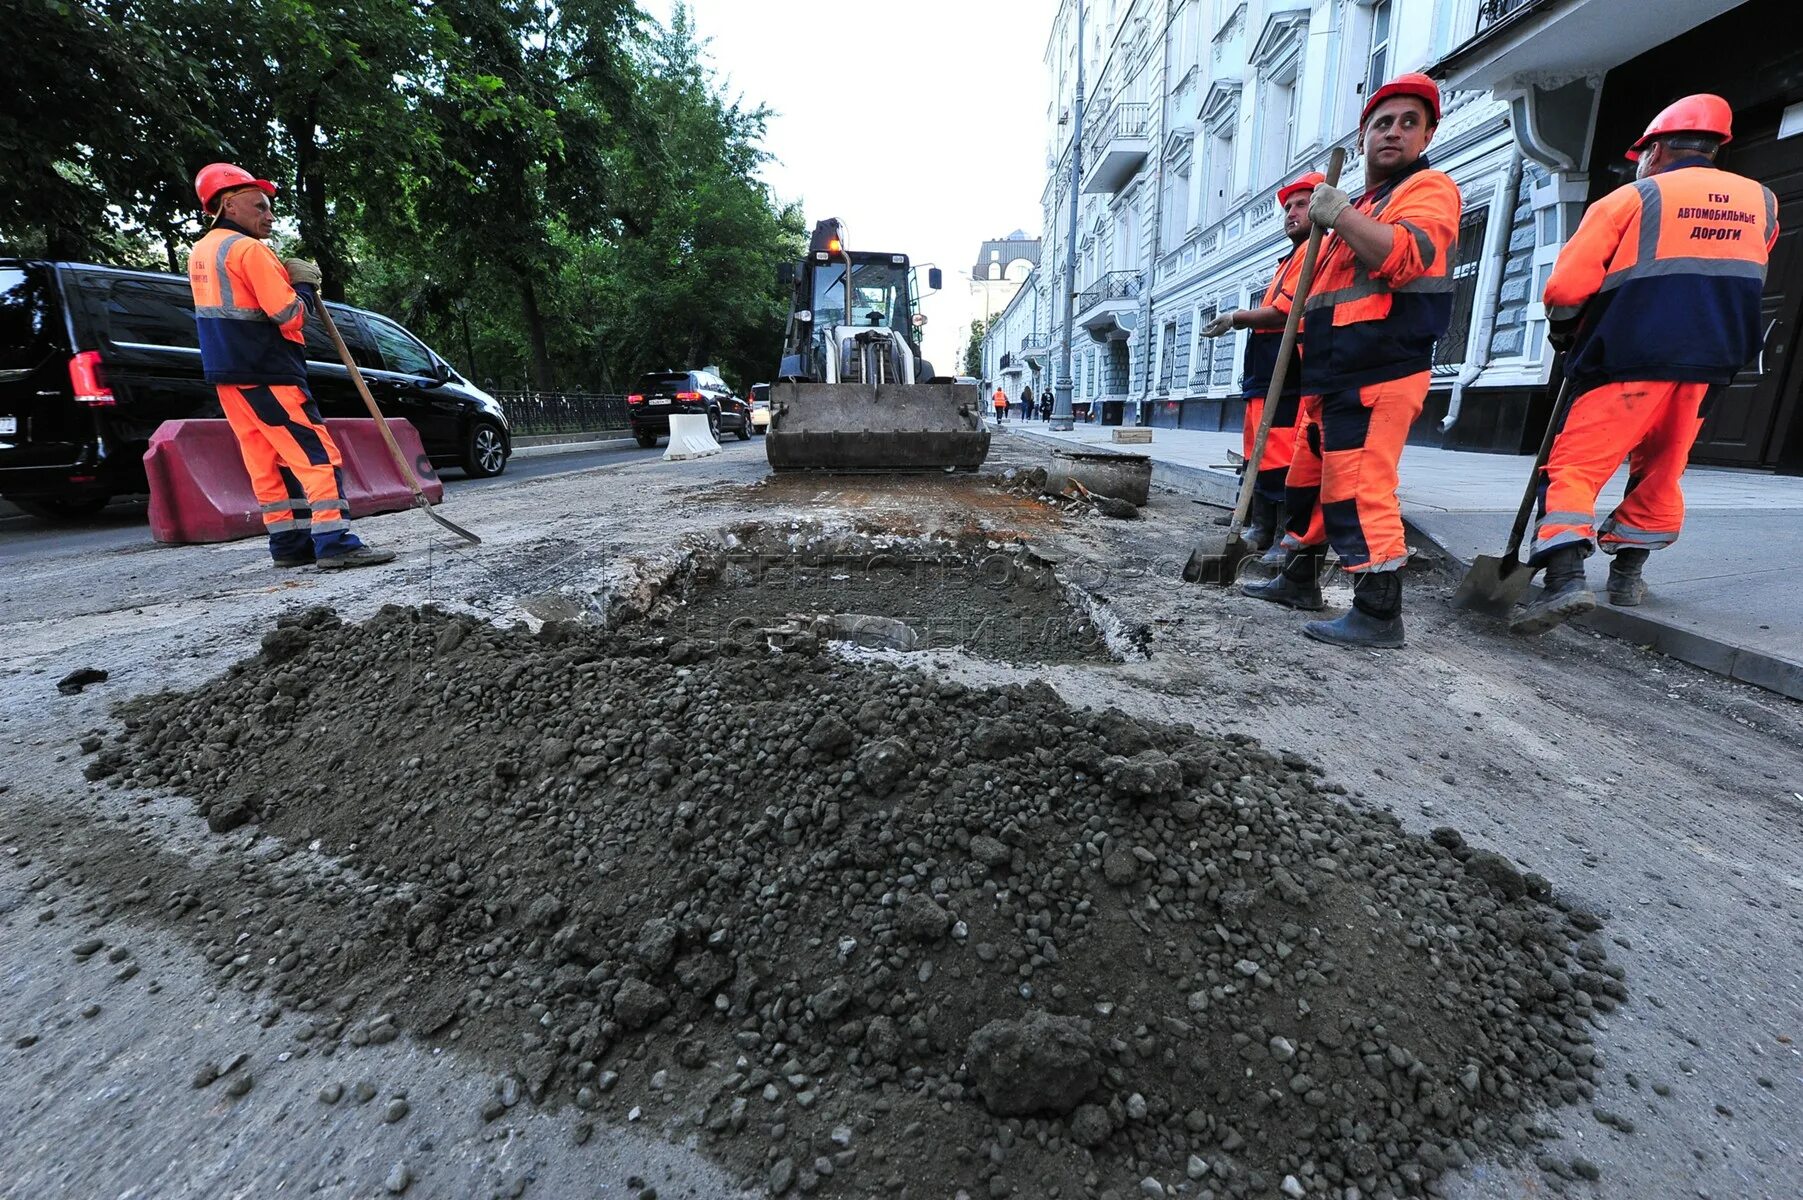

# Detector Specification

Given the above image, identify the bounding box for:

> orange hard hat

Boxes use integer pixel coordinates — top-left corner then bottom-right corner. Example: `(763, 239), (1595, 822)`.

(1277, 171), (1326, 208)
(1625, 94), (1734, 161)
(194, 162), (276, 213)
(1360, 72), (1442, 127)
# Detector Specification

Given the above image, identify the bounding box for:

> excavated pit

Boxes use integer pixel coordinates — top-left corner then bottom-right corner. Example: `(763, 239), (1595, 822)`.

(625, 525), (1133, 664)
(62, 602), (1632, 1200)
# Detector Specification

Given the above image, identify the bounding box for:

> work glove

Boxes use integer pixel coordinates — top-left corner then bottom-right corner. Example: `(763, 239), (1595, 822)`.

(1308, 183), (1351, 229)
(1200, 313), (1235, 338)
(284, 258), (323, 287)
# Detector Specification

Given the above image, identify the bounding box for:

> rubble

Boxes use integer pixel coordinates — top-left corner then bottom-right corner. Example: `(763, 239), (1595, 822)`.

(92, 603), (1625, 1198)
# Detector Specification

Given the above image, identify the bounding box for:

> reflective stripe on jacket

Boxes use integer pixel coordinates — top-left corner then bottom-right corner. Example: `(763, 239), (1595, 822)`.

(1301, 158), (1462, 394)
(1239, 244), (1306, 404)
(189, 224), (309, 386)
(1545, 160), (1777, 390)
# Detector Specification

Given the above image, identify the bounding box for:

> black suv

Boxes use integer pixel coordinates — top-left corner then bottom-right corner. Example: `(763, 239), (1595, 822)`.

(627, 368), (750, 447)
(0, 259), (512, 518)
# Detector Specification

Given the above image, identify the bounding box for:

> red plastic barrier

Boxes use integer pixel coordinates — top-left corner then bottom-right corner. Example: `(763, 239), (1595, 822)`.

(145, 418), (444, 545)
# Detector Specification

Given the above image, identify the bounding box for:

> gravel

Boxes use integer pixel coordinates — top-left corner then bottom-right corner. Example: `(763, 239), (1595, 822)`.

(86, 603), (1626, 1198)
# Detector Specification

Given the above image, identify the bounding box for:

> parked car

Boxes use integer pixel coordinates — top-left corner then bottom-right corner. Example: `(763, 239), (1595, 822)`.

(626, 368), (749, 446)
(0, 259), (511, 518)
(748, 382), (770, 434)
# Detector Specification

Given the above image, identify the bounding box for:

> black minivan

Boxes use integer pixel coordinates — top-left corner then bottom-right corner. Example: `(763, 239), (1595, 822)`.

(0, 260), (512, 518)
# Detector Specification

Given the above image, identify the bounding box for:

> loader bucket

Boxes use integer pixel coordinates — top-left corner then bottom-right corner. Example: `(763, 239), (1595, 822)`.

(765, 381), (992, 472)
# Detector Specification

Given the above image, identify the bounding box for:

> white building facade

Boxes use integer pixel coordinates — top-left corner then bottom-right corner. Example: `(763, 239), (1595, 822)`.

(1027, 0), (1551, 449)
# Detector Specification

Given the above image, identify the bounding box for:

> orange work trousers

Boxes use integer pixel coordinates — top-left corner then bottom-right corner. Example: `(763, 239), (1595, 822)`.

(217, 383), (354, 556)
(1531, 380), (1710, 564)
(1280, 394), (1325, 551)
(1284, 373), (1426, 572)
(1243, 392), (1299, 507)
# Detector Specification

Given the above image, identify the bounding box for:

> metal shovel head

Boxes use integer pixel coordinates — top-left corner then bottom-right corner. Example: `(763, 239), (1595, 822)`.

(1451, 552), (1531, 616)
(1182, 532), (1253, 586)
(766, 381), (992, 472)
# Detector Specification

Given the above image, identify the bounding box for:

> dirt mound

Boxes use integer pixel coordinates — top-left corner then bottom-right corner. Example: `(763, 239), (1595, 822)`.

(88, 605), (1624, 1198)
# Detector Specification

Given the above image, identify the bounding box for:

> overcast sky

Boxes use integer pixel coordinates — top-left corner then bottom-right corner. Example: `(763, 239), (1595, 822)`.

(638, 0), (1051, 371)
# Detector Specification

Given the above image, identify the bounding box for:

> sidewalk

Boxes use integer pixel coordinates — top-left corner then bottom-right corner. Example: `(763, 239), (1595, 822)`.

(1006, 420), (1803, 702)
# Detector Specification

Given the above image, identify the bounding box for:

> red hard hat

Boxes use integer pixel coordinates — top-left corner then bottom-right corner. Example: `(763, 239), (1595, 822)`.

(1625, 94), (1734, 161)
(1360, 72), (1442, 127)
(1277, 171), (1326, 208)
(194, 162), (276, 212)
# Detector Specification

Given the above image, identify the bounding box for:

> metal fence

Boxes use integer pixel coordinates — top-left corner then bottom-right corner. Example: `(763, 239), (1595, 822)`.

(492, 391), (630, 436)
(1076, 270), (1144, 315)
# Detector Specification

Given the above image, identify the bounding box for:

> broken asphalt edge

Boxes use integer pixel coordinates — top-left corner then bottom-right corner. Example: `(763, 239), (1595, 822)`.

(1006, 425), (1803, 705)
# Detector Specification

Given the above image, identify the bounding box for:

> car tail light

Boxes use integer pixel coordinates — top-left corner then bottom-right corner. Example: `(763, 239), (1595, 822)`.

(675, 391), (702, 402)
(69, 351), (114, 405)
(627, 393), (645, 405)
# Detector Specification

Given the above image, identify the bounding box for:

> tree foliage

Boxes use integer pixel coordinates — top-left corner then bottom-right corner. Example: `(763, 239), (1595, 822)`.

(0, 0), (801, 392)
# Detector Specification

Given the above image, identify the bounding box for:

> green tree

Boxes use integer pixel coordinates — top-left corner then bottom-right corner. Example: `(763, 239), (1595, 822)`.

(963, 314), (998, 377)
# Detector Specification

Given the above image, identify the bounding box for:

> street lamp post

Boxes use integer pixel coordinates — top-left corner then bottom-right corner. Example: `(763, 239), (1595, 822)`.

(1051, 0), (1084, 432)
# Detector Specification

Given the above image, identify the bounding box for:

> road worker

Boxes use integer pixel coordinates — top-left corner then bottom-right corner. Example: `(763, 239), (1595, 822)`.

(1512, 95), (1778, 634)
(993, 384), (1009, 422)
(1201, 170), (1322, 561)
(188, 163), (393, 570)
(1244, 73), (1461, 650)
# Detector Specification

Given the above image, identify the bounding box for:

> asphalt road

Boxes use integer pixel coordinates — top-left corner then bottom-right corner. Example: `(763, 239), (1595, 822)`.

(0, 436), (750, 564)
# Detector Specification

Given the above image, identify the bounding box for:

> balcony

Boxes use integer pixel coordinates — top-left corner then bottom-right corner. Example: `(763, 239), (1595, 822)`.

(1074, 271), (1142, 341)
(1474, 0), (1537, 32)
(1434, 0), (1739, 93)
(1081, 102), (1151, 195)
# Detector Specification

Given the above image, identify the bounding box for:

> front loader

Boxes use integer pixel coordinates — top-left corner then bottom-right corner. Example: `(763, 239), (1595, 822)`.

(765, 219), (991, 472)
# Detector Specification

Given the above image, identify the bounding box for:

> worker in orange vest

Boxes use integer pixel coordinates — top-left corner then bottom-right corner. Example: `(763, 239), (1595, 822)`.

(188, 163), (393, 570)
(1201, 170), (1323, 561)
(1512, 95), (1778, 634)
(992, 384), (1008, 423)
(1244, 74), (1461, 649)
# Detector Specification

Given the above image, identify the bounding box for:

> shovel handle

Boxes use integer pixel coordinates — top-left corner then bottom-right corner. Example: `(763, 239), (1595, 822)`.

(298, 284), (431, 507)
(1501, 373), (1580, 561)
(1231, 146), (1345, 536)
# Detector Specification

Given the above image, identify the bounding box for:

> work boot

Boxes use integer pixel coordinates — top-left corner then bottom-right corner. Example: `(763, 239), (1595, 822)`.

(1243, 548), (1325, 611)
(272, 551), (315, 569)
(1606, 547), (1650, 606)
(1243, 495), (1278, 551)
(317, 545), (397, 571)
(1303, 571), (1405, 649)
(1510, 545), (1595, 635)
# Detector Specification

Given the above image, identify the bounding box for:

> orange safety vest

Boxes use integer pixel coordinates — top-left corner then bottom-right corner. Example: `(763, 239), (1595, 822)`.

(1545, 158), (1777, 390)
(189, 222), (309, 386)
(1239, 243), (1306, 404)
(1300, 157), (1462, 394)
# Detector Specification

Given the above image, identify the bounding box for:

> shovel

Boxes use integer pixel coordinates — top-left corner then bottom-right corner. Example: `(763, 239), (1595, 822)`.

(1450, 375), (1579, 616)
(299, 284), (482, 547)
(1184, 146), (1343, 585)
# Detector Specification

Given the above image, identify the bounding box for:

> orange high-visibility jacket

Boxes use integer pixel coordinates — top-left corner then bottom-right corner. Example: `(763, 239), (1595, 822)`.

(189, 223), (309, 386)
(1301, 158), (1462, 394)
(1545, 158), (1778, 390)
(1239, 244), (1306, 406)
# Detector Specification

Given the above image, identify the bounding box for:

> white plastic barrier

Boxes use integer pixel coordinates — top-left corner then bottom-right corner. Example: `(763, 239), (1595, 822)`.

(663, 413), (721, 461)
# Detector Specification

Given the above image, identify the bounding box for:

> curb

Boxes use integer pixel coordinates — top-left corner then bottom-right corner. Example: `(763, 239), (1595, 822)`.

(1006, 426), (1803, 703)
(1401, 520), (1803, 704)
(511, 434), (639, 460)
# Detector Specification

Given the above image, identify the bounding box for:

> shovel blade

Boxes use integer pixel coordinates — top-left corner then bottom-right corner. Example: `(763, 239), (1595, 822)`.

(1451, 553), (1531, 616)
(1183, 534), (1253, 586)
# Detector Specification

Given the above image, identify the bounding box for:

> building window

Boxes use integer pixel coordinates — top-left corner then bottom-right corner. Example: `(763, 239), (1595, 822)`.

(1257, 70), (1298, 191)
(1212, 294), (1240, 389)
(1433, 205), (1492, 368)
(1203, 126), (1236, 226)
(1365, 0), (1393, 101)
(1158, 319), (1178, 393)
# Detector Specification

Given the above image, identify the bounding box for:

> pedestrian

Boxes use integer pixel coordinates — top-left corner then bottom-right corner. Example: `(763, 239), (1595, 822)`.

(1242, 73), (1461, 649)
(1200, 170), (1322, 562)
(1511, 94), (1777, 634)
(993, 384), (1008, 423)
(1020, 384), (1035, 421)
(188, 164), (393, 571)
(1039, 393), (1053, 421)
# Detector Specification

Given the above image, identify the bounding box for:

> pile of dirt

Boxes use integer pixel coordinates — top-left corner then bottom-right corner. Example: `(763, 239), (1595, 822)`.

(85, 605), (1625, 1198)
